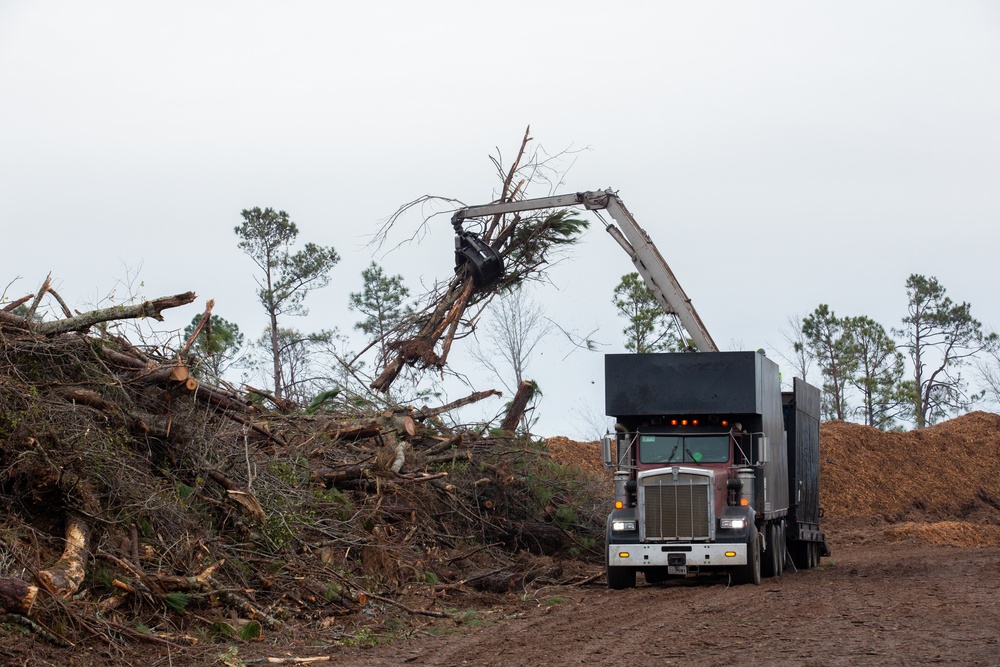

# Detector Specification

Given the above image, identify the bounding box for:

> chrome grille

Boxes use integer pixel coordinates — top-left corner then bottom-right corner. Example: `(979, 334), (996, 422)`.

(641, 472), (711, 540)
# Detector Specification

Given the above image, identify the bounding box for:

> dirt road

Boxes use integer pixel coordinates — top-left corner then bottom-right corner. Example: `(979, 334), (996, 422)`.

(320, 519), (999, 667)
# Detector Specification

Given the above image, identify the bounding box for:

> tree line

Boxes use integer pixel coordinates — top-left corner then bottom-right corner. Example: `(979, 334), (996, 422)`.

(613, 271), (998, 430)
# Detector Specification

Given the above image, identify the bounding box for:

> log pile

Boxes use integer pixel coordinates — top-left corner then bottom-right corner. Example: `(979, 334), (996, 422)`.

(0, 281), (608, 649)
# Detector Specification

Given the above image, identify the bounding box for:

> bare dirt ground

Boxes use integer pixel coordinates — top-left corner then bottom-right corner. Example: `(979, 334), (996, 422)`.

(315, 517), (1000, 667)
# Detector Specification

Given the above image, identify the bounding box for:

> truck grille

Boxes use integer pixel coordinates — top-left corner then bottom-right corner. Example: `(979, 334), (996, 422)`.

(641, 471), (712, 540)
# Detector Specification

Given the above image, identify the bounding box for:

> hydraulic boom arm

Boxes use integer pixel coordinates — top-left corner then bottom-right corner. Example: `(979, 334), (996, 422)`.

(452, 189), (719, 353)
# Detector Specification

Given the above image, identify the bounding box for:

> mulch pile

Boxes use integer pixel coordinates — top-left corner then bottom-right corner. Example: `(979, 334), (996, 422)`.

(543, 437), (606, 477)
(821, 411), (1000, 546)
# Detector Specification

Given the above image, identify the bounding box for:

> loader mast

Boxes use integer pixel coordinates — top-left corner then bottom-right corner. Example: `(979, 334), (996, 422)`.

(452, 188), (718, 353)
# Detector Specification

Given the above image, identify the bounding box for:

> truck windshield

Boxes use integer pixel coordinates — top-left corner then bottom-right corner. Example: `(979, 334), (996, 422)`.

(638, 434), (730, 464)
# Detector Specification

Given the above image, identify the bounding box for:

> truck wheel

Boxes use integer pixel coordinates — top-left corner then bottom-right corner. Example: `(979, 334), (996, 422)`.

(791, 541), (810, 570)
(762, 524), (777, 578)
(606, 565), (636, 590)
(644, 569), (670, 585)
(776, 522), (785, 576)
(771, 524), (782, 577)
(735, 525), (761, 585)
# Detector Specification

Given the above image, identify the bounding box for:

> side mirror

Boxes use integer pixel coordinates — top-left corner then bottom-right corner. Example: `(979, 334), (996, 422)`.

(601, 434), (615, 471)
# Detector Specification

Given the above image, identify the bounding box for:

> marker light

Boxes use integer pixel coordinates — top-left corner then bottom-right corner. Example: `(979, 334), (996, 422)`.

(618, 552), (630, 559)
(740, 498), (749, 506)
(615, 501), (624, 509)
(681, 419), (688, 426)
(692, 419), (699, 426)
(725, 551), (737, 558)
(670, 419), (678, 426)
(721, 420), (729, 426)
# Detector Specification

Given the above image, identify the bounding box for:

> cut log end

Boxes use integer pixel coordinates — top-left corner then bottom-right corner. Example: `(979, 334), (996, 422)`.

(0, 578), (39, 615)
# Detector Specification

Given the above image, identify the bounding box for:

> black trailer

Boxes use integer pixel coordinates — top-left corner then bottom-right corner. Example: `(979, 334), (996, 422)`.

(783, 378), (830, 567)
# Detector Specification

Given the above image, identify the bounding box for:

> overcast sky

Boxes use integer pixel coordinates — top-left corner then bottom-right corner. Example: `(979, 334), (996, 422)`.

(2, 2), (998, 437)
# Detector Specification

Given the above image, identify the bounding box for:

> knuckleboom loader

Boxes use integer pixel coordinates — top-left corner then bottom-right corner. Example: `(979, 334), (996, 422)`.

(451, 189), (829, 588)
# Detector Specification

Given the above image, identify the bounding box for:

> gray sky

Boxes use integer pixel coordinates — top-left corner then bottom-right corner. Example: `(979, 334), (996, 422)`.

(3, 2), (999, 437)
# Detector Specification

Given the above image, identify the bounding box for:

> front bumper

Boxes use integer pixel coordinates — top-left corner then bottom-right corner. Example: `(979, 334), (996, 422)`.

(608, 542), (747, 567)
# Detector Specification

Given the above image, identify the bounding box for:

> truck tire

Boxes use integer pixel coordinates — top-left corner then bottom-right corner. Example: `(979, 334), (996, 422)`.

(644, 569), (670, 585)
(606, 565), (636, 590)
(776, 522), (785, 576)
(734, 525), (761, 585)
(762, 523), (778, 578)
(791, 540), (811, 570)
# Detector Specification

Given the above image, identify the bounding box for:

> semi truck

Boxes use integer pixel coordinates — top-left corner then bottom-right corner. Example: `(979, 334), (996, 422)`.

(602, 351), (828, 587)
(450, 188), (828, 587)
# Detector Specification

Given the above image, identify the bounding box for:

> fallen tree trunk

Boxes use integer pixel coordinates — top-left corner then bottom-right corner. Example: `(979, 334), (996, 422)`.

(0, 309), (31, 330)
(179, 298), (214, 357)
(36, 291), (197, 335)
(208, 471), (266, 524)
(324, 420), (382, 441)
(311, 461), (376, 486)
(0, 578), (39, 615)
(416, 389), (502, 420)
(500, 381), (534, 433)
(36, 512), (91, 597)
(2, 294), (34, 312)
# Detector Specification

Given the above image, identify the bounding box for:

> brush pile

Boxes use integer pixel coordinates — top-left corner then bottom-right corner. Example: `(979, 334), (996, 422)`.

(0, 289), (607, 647)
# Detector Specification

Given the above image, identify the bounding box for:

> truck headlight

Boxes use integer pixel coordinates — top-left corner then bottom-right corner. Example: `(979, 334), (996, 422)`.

(720, 518), (746, 530)
(611, 520), (637, 532)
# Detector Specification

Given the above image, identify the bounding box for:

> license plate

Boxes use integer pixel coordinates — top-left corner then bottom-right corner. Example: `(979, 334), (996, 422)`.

(668, 566), (687, 575)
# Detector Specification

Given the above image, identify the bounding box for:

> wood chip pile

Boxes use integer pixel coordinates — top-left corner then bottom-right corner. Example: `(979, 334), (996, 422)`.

(542, 437), (606, 477)
(821, 412), (1000, 530)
